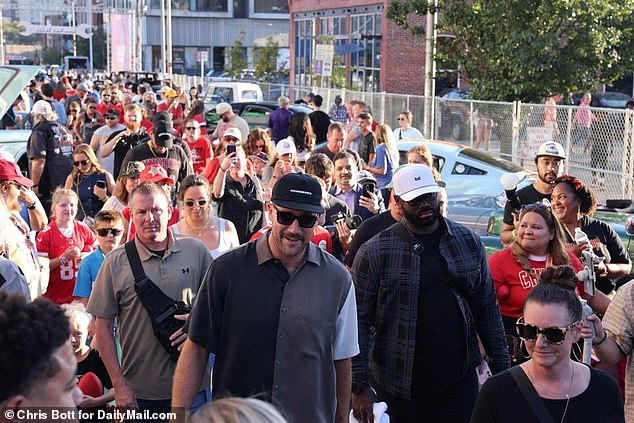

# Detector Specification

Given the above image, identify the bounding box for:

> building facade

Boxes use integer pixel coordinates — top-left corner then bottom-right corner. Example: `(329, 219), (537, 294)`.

(143, 0), (290, 75)
(290, 0), (432, 95)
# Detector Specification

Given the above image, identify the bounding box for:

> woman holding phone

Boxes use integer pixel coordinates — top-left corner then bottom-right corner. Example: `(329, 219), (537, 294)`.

(64, 144), (115, 222)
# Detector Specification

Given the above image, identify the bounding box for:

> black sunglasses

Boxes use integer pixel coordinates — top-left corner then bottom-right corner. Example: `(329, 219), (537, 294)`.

(184, 199), (208, 208)
(105, 116), (117, 120)
(521, 201), (551, 211)
(405, 192), (438, 208)
(185, 126), (198, 131)
(515, 317), (578, 345)
(73, 160), (89, 166)
(273, 205), (317, 228)
(96, 228), (124, 237)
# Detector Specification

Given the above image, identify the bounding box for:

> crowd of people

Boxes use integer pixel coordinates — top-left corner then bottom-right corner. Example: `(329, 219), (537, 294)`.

(1, 71), (633, 423)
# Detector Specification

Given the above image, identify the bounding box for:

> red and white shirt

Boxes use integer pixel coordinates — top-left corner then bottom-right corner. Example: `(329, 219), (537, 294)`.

(36, 220), (95, 304)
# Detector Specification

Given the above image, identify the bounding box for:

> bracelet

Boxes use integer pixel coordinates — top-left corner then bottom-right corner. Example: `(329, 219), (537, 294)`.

(26, 202), (37, 210)
(593, 331), (608, 346)
(511, 229), (517, 239)
(220, 166), (228, 172)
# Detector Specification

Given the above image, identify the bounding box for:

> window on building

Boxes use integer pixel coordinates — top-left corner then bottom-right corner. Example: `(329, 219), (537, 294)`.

(148, 0), (228, 12)
(350, 12), (382, 92)
(294, 19), (315, 86)
(253, 0), (288, 14)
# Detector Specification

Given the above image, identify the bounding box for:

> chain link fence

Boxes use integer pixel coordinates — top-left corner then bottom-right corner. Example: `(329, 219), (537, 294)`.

(171, 74), (634, 203)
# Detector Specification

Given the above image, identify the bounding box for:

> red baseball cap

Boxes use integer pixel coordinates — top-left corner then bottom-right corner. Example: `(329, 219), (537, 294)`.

(0, 159), (33, 188)
(139, 164), (175, 185)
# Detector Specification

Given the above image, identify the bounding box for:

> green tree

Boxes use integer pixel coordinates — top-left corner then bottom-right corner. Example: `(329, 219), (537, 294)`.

(42, 48), (62, 65)
(387, 0), (634, 102)
(2, 20), (40, 44)
(254, 36), (279, 81)
(226, 32), (247, 79)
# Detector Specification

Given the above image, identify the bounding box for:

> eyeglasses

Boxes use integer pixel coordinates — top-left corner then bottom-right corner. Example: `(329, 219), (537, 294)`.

(515, 317), (579, 345)
(405, 192), (438, 208)
(255, 143), (265, 150)
(96, 228), (124, 237)
(224, 136), (239, 142)
(73, 160), (90, 166)
(273, 205), (317, 228)
(397, 117), (406, 121)
(184, 199), (208, 208)
(70, 109), (79, 113)
(105, 116), (117, 120)
(185, 126), (198, 131)
(521, 201), (551, 211)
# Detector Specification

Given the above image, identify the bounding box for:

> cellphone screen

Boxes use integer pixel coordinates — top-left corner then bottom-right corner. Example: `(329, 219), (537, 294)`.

(362, 183), (373, 198)
(226, 144), (236, 155)
(96, 181), (106, 189)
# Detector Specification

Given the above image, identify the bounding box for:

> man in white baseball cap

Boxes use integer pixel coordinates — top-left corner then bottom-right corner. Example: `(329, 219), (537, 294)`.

(351, 163), (509, 422)
(499, 140), (566, 244)
(211, 102), (249, 143)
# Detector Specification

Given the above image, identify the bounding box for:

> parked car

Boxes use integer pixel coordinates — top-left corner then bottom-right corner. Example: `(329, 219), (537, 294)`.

(205, 101), (314, 133)
(397, 140), (532, 197)
(573, 91), (634, 109)
(202, 82), (263, 112)
(0, 65), (41, 174)
(437, 89), (471, 142)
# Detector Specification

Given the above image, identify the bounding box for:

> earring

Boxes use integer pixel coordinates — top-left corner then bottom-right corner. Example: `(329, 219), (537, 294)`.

(520, 339), (531, 359)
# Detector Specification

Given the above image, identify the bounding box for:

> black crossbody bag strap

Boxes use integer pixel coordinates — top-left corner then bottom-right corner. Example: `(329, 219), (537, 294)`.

(125, 240), (179, 322)
(509, 366), (556, 423)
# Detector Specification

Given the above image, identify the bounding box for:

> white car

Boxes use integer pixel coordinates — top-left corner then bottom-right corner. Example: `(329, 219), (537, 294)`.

(398, 140), (531, 197)
(0, 65), (41, 174)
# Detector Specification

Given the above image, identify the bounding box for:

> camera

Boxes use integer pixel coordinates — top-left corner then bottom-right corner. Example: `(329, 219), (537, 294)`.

(95, 180), (106, 189)
(330, 212), (363, 230)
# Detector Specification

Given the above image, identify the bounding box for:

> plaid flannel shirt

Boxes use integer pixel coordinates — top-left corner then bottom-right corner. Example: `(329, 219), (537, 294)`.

(351, 219), (509, 400)
(329, 104), (349, 123)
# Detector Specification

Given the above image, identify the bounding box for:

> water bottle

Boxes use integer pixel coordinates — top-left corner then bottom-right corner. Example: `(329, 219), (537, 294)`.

(24, 119), (31, 130)
(574, 227), (589, 245)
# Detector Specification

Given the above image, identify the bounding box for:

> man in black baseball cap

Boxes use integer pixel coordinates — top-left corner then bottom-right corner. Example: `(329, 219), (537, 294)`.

(174, 171), (359, 423)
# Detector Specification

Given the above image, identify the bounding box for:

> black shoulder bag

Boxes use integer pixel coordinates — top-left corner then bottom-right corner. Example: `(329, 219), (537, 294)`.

(125, 241), (190, 362)
(509, 366), (556, 423)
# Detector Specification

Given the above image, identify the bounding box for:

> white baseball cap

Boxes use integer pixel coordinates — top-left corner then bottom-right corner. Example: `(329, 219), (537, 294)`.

(276, 138), (297, 156)
(32, 100), (53, 115)
(536, 141), (566, 160)
(392, 164), (440, 201)
(223, 127), (242, 143)
(216, 102), (232, 115)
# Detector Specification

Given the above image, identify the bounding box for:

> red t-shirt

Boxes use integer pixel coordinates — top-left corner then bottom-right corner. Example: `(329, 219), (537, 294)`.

(36, 220), (96, 304)
(141, 118), (153, 134)
(185, 137), (213, 174)
(122, 207), (180, 241)
(250, 225), (332, 254)
(488, 248), (583, 318)
(157, 101), (184, 130)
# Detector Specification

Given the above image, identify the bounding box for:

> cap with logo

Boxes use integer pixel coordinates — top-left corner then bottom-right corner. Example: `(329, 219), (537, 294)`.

(0, 159), (33, 187)
(32, 100), (53, 115)
(139, 164), (175, 185)
(392, 164), (441, 201)
(536, 141), (566, 160)
(216, 102), (232, 115)
(105, 109), (120, 117)
(271, 173), (324, 214)
(275, 138), (297, 157)
(223, 127), (242, 143)
(152, 120), (174, 148)
(249, 152), (269, 163)
(121, 161), (145, 178)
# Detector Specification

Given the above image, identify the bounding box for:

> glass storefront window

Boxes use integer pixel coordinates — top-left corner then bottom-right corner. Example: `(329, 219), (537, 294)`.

(148, 0), (228, 12)
(253, 0), (288, 14)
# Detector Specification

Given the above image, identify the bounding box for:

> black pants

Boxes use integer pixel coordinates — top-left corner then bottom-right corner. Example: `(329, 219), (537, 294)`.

(375, 369), (479, 423)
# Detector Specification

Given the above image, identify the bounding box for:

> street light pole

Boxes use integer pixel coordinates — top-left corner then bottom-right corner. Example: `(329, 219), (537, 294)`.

(160, 0), (166, 75)
(422, 6), (435, 140)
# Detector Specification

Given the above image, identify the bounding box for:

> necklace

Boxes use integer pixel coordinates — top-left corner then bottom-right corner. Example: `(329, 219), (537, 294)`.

(184, 215), (212, 237)
(527, 361), (575, 423)
(150, 145), (168, 158)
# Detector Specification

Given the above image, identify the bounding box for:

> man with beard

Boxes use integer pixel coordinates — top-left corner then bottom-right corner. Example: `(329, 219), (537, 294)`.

(210, 102), (249, 143)
(499, 141), (566, 244)
(351, 164), (509, 423)
(172, 173), (359, 423)
(100, 103), (151, 178)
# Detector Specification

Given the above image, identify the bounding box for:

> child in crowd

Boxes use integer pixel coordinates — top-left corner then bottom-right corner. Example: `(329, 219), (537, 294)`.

(74, 210), (125, 304)
(64, 303), (114, 419)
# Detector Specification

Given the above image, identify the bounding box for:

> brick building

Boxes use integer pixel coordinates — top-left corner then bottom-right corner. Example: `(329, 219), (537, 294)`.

(289, 0), (438, 95)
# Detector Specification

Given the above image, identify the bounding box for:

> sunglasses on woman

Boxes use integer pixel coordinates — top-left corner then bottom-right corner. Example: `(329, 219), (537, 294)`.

(515, 317), (579, 345)
(74, 160), (90, 166)
(273, 205), (317, 228)
(184, 199), (208, 208)
(96, 228), (124, 237)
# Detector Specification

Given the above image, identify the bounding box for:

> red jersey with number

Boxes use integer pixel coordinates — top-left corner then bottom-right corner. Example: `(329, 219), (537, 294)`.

(36, 220), (96, 304)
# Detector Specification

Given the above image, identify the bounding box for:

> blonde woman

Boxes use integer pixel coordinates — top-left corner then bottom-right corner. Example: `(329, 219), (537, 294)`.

(64, 144), (115, 221)
(364, 124), (399, 200)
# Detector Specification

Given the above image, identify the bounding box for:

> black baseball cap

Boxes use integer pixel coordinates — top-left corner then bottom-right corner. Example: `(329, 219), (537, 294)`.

(271, 173), (324, 214)
(152, 119), (174, 148)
